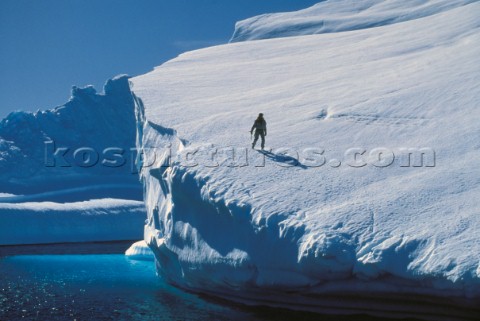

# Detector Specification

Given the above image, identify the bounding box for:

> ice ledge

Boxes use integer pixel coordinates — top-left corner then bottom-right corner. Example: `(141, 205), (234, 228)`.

(0, 199), (145, 245)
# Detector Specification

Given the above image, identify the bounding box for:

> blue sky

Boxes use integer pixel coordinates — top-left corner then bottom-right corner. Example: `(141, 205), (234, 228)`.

(0, 0), (319, 118)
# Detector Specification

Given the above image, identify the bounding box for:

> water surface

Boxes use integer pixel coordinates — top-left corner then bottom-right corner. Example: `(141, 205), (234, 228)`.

(0, 246), (403, 321)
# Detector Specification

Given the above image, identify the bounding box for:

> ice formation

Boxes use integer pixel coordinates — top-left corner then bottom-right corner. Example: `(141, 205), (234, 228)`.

(0, 75), (139, 195)
(0, 76), (145, 245)
(131, 0), (480, 318)
(125, 240), (155, 261)
(0, 199), (145, 245)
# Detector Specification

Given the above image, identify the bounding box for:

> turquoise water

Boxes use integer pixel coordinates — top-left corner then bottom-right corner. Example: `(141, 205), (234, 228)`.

(0, 252), (390, 321)
(0, 254), (252, 321)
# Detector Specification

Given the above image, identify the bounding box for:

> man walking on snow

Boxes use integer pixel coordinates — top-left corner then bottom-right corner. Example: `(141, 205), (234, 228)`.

(250, 113), (267, 150)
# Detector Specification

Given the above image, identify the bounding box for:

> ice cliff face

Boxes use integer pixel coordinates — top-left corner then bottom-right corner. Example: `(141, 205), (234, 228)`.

(132, 0), (480, 318)
(0, 75), (140, 197)
(230, 0), (477, 42)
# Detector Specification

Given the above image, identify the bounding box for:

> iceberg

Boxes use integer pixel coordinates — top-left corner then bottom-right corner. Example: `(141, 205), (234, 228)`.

(0, 75), (140, 196)
(131, 0), (480, 318)
(0, 199), (145, 245)
(0, 75), (146, 245)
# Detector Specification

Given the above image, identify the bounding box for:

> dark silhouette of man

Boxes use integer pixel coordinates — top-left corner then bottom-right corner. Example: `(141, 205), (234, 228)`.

(250, 113), (267, 150)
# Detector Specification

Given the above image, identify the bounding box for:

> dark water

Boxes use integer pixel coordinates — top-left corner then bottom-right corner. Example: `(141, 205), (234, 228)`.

(0, 244), (403, 321)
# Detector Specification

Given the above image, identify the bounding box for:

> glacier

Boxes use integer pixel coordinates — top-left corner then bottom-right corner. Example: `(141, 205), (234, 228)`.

(131, 0), (480, 319)
(0, 75), (145, 244)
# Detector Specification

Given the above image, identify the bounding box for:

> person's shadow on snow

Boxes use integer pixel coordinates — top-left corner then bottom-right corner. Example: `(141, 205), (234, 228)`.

(258, 150), (308, 169)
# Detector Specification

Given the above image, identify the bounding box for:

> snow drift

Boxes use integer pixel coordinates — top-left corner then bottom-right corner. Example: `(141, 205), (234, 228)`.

(230, 0), (477, 42)
(131, 0), (480, 319)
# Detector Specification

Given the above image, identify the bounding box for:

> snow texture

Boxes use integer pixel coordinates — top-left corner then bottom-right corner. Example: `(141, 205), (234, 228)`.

(231, 0), (477, 42)
(131, 0), (480, 318)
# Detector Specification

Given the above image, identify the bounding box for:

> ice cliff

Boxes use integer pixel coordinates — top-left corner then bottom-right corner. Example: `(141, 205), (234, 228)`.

(131, 0), (480, 319)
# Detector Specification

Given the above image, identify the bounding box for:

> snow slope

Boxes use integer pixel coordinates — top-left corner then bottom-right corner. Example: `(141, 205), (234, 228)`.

(0, 76), (145, 245)
(131, 1), (480, 319)
(231, 0), (477, 42)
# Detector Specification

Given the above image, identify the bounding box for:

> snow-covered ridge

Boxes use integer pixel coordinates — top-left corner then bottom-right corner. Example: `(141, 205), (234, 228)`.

(231, 0), (477, 42)
(132, 1), (480, 319)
